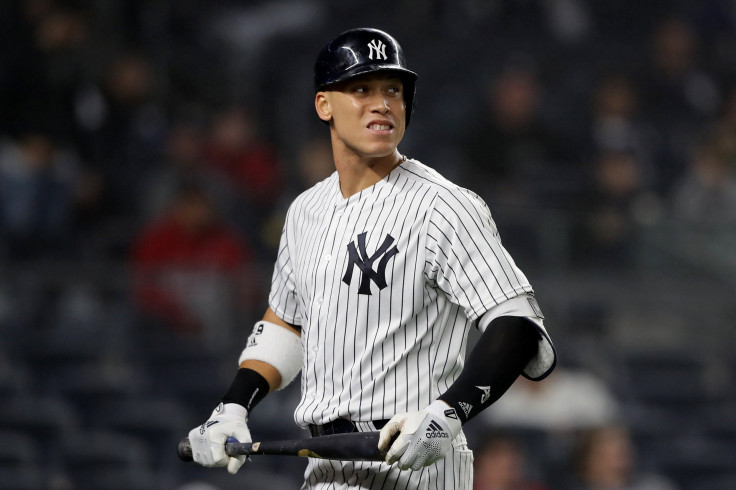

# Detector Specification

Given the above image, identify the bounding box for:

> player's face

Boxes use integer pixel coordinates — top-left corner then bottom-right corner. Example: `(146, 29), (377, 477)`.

(316, 73), (406, 160)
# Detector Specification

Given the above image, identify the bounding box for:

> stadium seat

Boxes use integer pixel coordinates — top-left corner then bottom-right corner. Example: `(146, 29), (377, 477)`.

(59, 429), (156, 490)
(0, 395), (77, 462)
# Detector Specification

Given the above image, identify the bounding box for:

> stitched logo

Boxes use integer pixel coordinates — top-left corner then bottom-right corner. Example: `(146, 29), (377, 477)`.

(342, 232), (398, 295)
(476, 385), (491, 404)
(459, 402), (473, 418)
(367, 39), (387, 60)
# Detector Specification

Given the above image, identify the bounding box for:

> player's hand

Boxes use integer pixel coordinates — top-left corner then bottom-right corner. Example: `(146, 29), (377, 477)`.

(187, 402), (251, 474)
(377, 400), (462, 470)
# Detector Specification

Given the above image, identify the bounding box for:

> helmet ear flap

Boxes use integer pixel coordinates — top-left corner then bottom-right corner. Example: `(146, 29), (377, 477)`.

(314, 28), (418, 127)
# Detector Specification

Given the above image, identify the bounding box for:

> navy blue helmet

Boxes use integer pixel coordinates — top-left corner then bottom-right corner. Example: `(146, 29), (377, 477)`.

(314, 28), (418, 126)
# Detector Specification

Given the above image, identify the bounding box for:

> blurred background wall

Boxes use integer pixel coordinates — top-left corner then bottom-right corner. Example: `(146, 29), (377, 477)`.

(0, 1), (735, 489)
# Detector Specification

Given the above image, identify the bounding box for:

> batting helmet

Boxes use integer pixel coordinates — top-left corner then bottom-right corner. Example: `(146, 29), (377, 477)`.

(314, 28), (418, 126)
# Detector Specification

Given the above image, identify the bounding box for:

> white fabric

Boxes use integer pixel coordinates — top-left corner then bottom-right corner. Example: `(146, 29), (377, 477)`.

(187, 403), (250, 474)
(378, 400), (462, 471)
(268, 159), (554, 428)
(477, 294), (556, 380)
(238, 320), (302, 390)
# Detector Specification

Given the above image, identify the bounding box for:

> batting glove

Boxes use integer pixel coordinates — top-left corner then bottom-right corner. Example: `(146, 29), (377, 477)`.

(377, 400), (462, 471)
(188, 402), (251, 474)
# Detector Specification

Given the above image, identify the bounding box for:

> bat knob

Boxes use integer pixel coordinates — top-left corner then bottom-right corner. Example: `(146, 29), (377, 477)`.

(177, 438), (193, 462)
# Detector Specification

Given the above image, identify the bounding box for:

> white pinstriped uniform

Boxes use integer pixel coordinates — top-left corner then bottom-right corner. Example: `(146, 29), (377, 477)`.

(268, 158), (553, 489)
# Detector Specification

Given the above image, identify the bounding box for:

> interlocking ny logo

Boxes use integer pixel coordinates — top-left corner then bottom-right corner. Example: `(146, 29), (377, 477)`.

(367, 39), (387, 60)
(342, 232), (398, 295)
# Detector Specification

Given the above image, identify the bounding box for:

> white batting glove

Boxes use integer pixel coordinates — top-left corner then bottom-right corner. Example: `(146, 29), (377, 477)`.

(187, 403), (251, 474)
(377, 400), (462, 471)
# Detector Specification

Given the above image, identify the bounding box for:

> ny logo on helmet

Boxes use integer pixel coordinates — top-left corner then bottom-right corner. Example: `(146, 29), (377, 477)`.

(367, 39), (387, 60)
(343, 232), (398, 295)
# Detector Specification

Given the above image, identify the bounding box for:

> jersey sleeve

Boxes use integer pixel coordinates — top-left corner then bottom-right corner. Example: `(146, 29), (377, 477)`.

(424, 188), (535, 323)
(478, 295), (557, 380)
(424, 188), (556, 379)
(268, 206), (302, 326)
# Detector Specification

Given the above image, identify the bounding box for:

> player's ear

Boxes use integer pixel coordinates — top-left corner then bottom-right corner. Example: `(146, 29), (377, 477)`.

(315, 92), (332, 122)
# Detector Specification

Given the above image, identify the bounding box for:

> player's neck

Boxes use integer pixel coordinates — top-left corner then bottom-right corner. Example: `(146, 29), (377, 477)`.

(334, 150), (404, 198)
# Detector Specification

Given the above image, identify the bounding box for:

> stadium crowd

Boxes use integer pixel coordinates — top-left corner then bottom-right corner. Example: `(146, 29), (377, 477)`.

(1, 1), (735, 489)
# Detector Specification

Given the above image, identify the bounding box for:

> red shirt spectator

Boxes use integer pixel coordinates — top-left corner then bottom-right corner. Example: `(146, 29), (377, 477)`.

(203, 105), (282, 202)
(131, 183), (253, 334)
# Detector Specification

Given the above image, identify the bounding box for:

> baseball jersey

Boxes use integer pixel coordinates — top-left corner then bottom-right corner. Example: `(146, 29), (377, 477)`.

(268, 158), (555, 429)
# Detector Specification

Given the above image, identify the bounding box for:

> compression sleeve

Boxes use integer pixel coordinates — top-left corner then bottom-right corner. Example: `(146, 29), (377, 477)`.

(438, 315), (540, 424)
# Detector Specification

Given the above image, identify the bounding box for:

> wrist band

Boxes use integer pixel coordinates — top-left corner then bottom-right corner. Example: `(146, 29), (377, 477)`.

(221, 368), (270, 412)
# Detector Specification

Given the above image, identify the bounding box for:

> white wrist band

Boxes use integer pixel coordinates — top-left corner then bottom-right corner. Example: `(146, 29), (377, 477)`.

(238, 321), (302, 390)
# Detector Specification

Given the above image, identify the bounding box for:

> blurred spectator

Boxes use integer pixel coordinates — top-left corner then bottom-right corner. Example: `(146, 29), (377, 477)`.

(666, 126), (736, 274)
(474, 430), (550, 490)
(482, 368), (620, 433)
(571, 151), (661, 267)
(142, 117), (238, 221)
(584, 73), (657, 183)
(542, 0), (591, 45)
(670, 126), (736, 226)
(293, 134), (335, 192)
(260, 133), (335, 252)
(464, 58), (576, 207)
(567, 425), (678, 490)
(0, 0), (96, 142)
(202, 104), (284, 255)
(130, 183), (254, 344)
(203, 105), (282, 201)
(0, 130), (79, 260)
(717, 85), (736, 135)
(638, 17), (721, 192)
(87, 51), (166, 226)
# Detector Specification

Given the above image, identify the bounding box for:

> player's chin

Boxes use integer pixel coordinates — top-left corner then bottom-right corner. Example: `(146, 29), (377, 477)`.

(361, 138), (402, 157)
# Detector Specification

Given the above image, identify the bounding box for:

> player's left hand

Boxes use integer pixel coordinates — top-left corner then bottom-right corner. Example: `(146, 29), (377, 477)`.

(377, 400), (461, 470)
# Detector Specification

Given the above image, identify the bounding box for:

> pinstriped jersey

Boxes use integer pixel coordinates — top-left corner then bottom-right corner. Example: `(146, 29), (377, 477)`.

(268, 158), (548, 428)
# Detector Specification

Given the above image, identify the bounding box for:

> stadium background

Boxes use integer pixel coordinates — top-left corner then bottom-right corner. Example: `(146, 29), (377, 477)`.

(0, 1), (735, 489)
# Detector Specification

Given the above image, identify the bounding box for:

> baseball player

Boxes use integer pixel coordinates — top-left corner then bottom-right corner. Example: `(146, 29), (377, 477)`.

(187, 27), (556, 489)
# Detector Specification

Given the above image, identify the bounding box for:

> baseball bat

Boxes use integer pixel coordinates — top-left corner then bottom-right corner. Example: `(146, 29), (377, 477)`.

(178, 432), (386, 462)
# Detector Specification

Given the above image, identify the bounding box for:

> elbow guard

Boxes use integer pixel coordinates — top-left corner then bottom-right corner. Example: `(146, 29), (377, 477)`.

(238, 321), (303, 390)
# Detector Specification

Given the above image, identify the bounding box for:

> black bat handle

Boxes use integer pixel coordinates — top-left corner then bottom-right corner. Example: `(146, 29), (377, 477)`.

(178, 432), (387, 462)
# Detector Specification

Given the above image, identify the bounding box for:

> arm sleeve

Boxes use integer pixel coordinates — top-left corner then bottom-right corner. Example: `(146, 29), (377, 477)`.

(438, 315), (541, 424)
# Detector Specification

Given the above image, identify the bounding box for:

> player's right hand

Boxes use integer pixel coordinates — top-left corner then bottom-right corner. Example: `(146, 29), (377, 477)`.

(187, 402), (251, 474)
(377, 400), (461, 471)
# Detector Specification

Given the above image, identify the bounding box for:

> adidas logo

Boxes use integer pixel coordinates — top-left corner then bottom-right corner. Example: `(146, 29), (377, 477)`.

(476, 385), (491, 404)
(458, 402), (473, 418)
(199, 419), (219, 434)
(425, 420), (449, 439)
